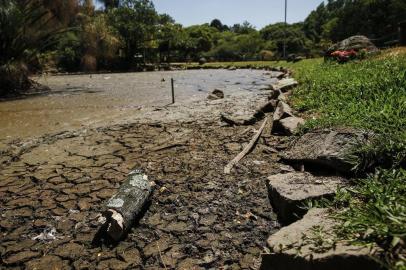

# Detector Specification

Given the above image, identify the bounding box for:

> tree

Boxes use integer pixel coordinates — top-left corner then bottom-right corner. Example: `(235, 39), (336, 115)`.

(0, 0), (77, 95)
(100, 0), (119, 9)
(303, 3), (328, 43)
(157, 18), (185, 62)
(206, 30), (265, 61)
(302, 0), (406, 44)
(328, 0), (406, 42)
(260, 22), (311, 56)
(107, 0), (159, 67)
(81, 13), (122, 71)
(234, 32), (264, 60)
(231, 21), (255, 34)
(184, 24), (218, 59)
(210, 19), (229, 32)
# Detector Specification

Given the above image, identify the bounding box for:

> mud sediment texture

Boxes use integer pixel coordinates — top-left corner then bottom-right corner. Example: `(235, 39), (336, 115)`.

(0, 86), (289, 269)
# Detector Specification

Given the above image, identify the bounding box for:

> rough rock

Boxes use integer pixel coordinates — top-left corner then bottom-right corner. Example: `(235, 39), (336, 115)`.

(287, 54), (304, 63)
(26, 255), (70, 270)
(4, 251), (41, 265)
(271, 78), (298, 92)
(261, 208), (383, 270)
(281, 129), (372, 174)
(327, 35), (378, 55)
(207, 89), (224, 100)
(273, 116), (305, 135)
(198, 57), (207, 65)
(258, 100), (277, 114)
(53, 242), (85, 259)
(273, 101), (293, 121)
(221, 98), (276, 126)
(277, 92), (288, 102)
(221, 110), (262, 126)
(267, 172), (346, 224)
(269, 71), (285, 79)
(268, 89), (281, 100)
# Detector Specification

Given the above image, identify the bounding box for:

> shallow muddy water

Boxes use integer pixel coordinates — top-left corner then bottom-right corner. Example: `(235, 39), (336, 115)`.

(0, 69), (276, 141)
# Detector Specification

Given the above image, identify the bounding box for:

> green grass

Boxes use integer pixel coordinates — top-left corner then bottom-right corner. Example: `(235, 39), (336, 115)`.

(177, 58), (323, 72)
(292, 55), (406, 136)
(289, 53), (406, 269)
(334, 169), (406, 269)
(292, 55), (406, 171)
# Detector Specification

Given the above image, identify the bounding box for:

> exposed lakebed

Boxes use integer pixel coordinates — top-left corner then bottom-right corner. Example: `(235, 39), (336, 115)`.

(0, 69), (283, 269)
(0, 69), (277, 141)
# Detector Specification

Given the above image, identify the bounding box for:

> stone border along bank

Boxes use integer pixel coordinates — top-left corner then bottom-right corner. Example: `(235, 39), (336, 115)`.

(247, 68), (383, 270)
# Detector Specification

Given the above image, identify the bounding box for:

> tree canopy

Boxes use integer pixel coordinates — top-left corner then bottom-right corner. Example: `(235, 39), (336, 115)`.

(1, 0), (404, 86)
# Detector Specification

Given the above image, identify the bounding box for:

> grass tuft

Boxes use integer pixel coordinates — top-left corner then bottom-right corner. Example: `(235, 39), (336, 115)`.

(334, 169), (406, 269)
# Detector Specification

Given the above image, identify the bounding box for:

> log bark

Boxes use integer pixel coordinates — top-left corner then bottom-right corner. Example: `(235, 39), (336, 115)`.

(100, 170), (152, 241)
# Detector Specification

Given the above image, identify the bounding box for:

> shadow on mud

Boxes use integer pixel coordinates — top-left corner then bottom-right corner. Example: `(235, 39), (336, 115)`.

(0, 87), (103, 102)
(91, 201), (152, 249)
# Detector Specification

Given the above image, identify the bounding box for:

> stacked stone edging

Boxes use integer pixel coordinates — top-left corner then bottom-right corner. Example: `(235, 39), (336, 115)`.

(260, 70), (381, 270)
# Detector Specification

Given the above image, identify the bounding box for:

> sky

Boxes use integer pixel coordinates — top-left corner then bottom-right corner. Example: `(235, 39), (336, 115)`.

(151, 0), (325, 29)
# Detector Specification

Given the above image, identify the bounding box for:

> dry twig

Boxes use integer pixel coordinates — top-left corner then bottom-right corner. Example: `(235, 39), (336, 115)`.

(224, 116), (271, 174)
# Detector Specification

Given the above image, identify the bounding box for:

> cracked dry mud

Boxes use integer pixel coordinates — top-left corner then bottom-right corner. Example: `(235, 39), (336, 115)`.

(0, 88), (287, 269)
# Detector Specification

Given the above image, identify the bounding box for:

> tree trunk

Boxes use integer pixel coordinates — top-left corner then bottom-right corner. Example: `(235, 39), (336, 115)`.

(400, 21), (406, 46)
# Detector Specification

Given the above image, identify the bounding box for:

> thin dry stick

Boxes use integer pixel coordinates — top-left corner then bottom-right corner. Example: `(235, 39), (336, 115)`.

(224, 116), (271, 174)
(157, 243), (168, 270)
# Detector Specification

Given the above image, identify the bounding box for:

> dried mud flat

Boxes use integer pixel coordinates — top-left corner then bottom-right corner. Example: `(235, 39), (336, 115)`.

(0, 87), (286, 269)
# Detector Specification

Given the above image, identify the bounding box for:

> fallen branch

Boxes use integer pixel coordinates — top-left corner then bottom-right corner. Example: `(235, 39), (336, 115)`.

(157, 243), (168, 270)
(224, 116), (271, 174)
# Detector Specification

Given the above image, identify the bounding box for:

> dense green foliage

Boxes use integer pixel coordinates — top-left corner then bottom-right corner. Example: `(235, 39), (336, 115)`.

(0, 0), (77, 95)
(1, 0), (405, 95)
(303, 0), (406, 45)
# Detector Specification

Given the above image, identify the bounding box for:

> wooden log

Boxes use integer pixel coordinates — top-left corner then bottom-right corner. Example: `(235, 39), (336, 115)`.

(100, 169), (152, 241)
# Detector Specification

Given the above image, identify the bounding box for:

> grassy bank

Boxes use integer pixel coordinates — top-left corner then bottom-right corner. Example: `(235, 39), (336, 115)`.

(178, 59), (323, 71)
(291, 50), (406, 269)
(292, 51), (406, 170)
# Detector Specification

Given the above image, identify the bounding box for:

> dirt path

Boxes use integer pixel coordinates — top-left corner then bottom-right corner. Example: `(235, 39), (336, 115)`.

(0, 82), (287, 269)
